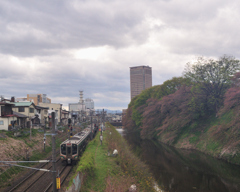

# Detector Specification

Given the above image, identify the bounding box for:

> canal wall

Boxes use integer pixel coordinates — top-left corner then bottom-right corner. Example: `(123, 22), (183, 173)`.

(65, 172), (83, 192)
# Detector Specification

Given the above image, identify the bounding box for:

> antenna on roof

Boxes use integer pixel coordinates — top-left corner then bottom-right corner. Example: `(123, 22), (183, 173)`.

(0, 95), (4, 101)
(10, 97), (15, 102)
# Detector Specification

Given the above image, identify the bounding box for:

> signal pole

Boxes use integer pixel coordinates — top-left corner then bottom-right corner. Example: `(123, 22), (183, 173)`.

(51, 112), (57, 192)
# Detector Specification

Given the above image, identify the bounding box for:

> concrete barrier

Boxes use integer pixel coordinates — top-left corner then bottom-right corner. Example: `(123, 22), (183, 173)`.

(65, 172), (83, 192)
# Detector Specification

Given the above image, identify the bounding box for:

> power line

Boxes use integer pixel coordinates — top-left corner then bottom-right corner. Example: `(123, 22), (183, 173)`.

(0, 160), (51, 163)
(1, 163), (55, 172)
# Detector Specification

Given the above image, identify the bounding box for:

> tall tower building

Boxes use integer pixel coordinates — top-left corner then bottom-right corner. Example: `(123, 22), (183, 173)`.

(130, 66), (152, 99)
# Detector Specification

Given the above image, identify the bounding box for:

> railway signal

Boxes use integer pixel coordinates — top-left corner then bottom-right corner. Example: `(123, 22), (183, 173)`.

(56, 177), (61, 189)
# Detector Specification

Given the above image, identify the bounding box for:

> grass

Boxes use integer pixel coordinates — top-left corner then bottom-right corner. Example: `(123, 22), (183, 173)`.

(69, 131), (116, 192)
(69, 123), (156, 192)
(206, 141), (220, 152)
(189, 136), (198, 144)
(80, 137), (114, 191)
(196, 140), (205, 150)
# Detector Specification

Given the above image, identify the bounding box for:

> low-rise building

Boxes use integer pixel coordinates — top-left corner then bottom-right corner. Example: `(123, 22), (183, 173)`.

(0, 102), (17, 130)
(38, 102), (62, 125)
(27, 94), (51, 105)
(61, 109), (70, 125)
(35, 105), (49, 126)
(13, 111), (28, 128)
(11, 102), (37, 128)
(85, 98), (94, 109)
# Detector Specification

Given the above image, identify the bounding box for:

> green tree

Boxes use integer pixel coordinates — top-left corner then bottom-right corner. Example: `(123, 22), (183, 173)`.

(183, 55), (240, 116)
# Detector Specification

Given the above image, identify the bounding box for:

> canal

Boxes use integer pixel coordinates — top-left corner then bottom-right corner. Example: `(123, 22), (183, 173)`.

(118, 128), (240, 192)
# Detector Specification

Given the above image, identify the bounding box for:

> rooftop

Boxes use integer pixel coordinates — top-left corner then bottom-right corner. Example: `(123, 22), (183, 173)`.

(13, 111), (28, 118)
(11, 102), (35, 107)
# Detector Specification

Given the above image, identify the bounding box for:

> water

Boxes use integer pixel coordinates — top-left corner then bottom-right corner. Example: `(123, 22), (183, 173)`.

(116, 128), (125, 136)
(122, 130), (240, 192)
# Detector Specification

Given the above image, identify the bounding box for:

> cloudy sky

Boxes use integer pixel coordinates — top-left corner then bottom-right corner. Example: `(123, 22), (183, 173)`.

(1, 0), (240, 110)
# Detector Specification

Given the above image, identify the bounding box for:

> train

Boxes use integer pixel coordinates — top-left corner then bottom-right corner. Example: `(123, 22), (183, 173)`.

(60, 124), (98, 165)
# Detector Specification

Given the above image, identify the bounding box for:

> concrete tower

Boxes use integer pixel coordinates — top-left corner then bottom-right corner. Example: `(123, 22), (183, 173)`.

(79, 91), (84, 104)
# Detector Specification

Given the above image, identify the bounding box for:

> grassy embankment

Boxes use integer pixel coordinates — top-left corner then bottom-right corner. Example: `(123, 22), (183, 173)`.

(68, 123), (156, 192)
(124, 78), (240, 165)
(162, 109), (240, 164)
(0, 126), (67, 189)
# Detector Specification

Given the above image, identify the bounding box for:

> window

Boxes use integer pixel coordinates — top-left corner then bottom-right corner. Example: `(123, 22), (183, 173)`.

(72, 144), (78, 155)
(67, 147), (71, 155)
(19, 107), (25, 112)
(29, 108), (34, 113)
(0, 121), (3, 125)
(61, 144), (66, 155)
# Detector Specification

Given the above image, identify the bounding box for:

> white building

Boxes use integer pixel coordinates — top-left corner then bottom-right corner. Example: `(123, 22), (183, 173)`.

(69, 103), (86, 112)
(85, 98), (94, 109)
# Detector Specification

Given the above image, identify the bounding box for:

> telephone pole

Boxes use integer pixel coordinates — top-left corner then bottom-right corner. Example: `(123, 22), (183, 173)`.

(51, 112), (57, 192)
(90, 110), (93, 140)
(30, 121), (32, 141)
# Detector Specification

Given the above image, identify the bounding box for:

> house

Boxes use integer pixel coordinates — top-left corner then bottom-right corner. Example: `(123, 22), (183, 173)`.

(11, 102), (38, 128)
(13, 111), (28, 128)
(61, 109), (70, 125)
(38, 102), (62, 125)
(35, 105), (49, 126)
(0, 102), (17, 131)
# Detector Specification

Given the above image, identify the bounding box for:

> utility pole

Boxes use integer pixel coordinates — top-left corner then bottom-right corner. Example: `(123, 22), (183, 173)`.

(91, 110), (93, 140)
(44, 118), (46, 152)
(102, 109), (105, 132)
(44, 118), (46, 134)
(103, 109), (105, 124)
(51, 112), (57, 192)
(30, 121), (32, 141)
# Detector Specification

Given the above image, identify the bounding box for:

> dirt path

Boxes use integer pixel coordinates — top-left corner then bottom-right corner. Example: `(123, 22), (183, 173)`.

(94, 139), (101, 167)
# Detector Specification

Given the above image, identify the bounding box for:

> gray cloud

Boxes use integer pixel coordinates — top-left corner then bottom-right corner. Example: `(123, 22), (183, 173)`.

(0, 0), (148, 57)
(1, 0), (240, 110)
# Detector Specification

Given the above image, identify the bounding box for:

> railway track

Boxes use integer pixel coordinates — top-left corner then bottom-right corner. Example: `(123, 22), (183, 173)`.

(5, 157), (72, 192)
(4, 156), (60, 192)
(44, 165), (72, 192)
(2, 128), (81, 192)
(4, 153), (55, 192)
(23, 158), (64, 192)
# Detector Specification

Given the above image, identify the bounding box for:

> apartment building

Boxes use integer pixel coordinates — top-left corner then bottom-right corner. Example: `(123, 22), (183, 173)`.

(130, 66), (152, 99)
(27, 94), (51, 105)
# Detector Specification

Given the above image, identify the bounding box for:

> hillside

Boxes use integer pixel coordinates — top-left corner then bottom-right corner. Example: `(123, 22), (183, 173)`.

(123, 56), (240, 164)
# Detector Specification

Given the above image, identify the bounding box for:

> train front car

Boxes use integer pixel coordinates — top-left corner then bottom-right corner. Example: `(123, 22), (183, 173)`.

(60, 128), (91, 165)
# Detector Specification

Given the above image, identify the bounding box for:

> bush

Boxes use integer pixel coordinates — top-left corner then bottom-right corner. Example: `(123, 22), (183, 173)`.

(77, 151), (95, 177)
